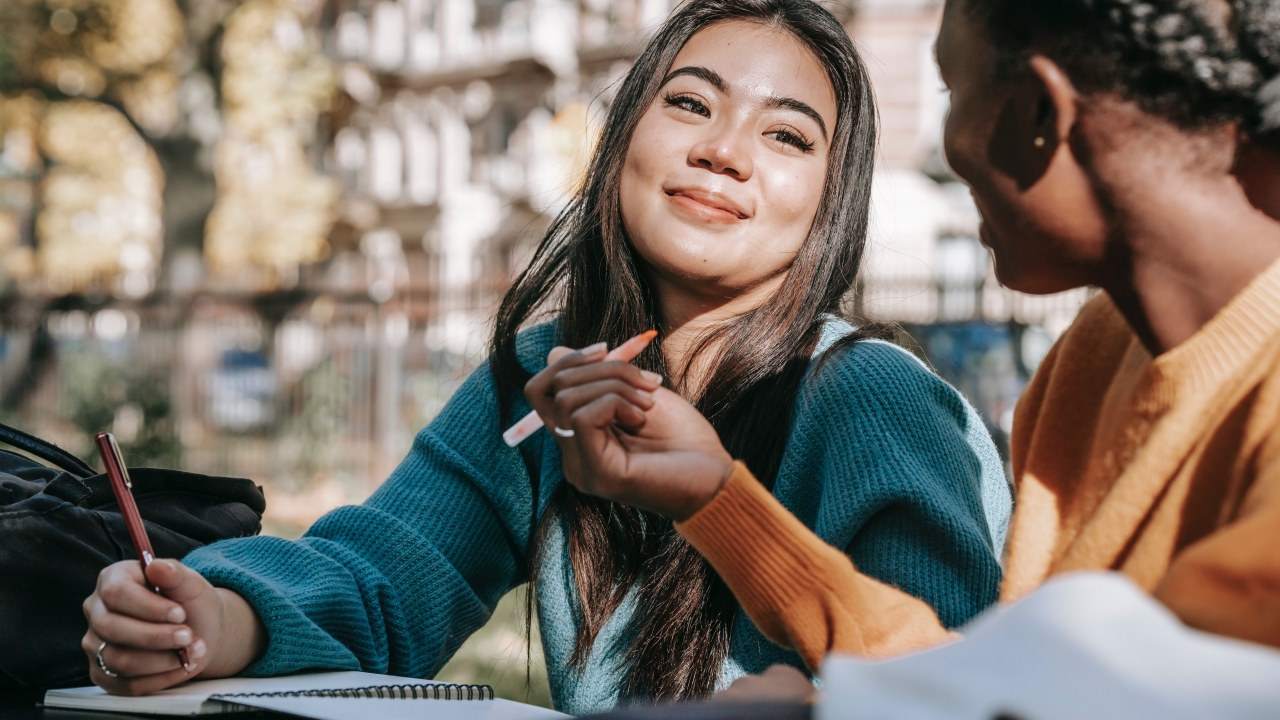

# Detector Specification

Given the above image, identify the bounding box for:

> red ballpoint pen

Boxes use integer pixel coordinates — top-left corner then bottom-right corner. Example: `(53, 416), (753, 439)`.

(95, 431), (191, 672)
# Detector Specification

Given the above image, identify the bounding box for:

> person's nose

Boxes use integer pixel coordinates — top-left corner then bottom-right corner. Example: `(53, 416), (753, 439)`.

(688, 121), (754, 181)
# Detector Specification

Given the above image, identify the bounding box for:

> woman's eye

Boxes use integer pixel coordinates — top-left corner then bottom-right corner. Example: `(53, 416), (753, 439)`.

(663, 93), (710, 118)
(767, 128), (815, 154)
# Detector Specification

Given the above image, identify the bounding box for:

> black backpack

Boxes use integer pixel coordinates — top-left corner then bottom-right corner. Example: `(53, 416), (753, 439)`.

(0, 423), (265, 690)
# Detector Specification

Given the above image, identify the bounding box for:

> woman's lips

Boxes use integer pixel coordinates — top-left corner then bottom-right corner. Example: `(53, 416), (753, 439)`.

(666, 189), (749, 224)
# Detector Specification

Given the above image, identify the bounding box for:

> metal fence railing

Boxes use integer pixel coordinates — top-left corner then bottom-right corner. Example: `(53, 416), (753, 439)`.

(858, 273), (1094, 333)
(0, 258), (1092, 531)
(0, 283), (493, 535)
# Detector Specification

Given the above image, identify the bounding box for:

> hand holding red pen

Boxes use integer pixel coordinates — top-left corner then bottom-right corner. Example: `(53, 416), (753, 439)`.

(82, 437), (267, 697)
(83, 557), (267, 695)
(522, 333), (734, 521)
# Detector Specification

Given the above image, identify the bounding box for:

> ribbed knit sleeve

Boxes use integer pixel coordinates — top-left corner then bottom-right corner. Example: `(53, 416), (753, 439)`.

(685, 339), (1008, 667)
(678, 463), (956, 670)
(183, 325), (557, 679)
(176, 327), (1008, 704)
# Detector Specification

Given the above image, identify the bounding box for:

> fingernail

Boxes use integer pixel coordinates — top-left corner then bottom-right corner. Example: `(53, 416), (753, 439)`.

(174, 629), (192, 645)
(168, 607), (185, 623)
(641, 371), (663, 384)
(191, 639), (207, 659)
(582, 342), (608, 356)
(638, 390), (654, 403)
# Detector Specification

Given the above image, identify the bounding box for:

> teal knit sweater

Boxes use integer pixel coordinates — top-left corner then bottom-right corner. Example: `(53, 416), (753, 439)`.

(184, 321), (1011, 715)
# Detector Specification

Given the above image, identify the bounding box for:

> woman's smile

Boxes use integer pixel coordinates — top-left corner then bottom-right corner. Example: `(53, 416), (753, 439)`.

(665, 187), (752, 224)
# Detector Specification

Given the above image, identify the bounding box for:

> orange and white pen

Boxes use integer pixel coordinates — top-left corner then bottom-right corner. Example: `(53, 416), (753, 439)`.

(502, 330), (658, 447)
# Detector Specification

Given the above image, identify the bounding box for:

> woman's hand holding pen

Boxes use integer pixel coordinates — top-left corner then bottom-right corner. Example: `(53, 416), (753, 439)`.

(524, 344), (734, 521)
(82, 558), (265, 695)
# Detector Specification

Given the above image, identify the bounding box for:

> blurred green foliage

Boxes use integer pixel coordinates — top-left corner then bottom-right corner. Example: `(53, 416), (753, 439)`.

(277, 358), (351, 490)
(60, 350), (179, 467)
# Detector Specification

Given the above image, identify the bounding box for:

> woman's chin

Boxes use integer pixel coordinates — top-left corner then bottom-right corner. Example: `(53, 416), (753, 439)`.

(992, 259), (1089, 296)
(644, 257), (754, 293)
(629, 231), (797, 299)
(663, 261), (736, 286)
(990, 256), (1045, 295)
(637, 242), (733, 278)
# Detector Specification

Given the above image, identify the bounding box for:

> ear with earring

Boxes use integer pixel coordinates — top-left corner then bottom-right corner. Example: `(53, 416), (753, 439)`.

(1034, 136), (1046, 148)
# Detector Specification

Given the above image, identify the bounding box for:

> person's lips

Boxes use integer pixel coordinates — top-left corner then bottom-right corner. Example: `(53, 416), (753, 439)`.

(665, 187), (751, 223)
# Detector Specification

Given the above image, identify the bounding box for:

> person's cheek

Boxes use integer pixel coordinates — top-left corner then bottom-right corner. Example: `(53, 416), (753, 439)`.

(943, 123), (977, 187)
(762, 159), (824, 256)
(623, 113), (707, 270)
(942, 95), (995, 191)
(620, 120), (664, 243)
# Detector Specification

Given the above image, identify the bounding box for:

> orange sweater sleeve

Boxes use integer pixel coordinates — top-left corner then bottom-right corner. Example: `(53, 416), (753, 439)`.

(675, 462), (957, 671)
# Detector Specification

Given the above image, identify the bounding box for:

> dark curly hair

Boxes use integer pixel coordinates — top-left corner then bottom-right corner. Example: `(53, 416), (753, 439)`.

(964, 0), (1280, 141)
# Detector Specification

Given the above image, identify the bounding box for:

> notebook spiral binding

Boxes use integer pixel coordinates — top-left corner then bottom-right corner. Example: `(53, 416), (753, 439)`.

(218, 682), (495, 701)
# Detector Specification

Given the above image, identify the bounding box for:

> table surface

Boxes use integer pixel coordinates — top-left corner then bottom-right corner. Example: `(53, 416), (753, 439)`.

(2, 690), (812, 720)
(1, 690), (293, 720)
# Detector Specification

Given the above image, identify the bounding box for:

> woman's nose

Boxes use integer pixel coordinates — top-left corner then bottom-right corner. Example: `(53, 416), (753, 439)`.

(688, 126), (754, 180)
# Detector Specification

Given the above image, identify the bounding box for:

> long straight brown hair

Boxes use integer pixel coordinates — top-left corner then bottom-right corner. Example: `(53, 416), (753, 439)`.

(489, 0), (877, 702)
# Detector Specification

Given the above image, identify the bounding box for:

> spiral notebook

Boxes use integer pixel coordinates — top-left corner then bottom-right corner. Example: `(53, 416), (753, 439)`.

(43, 671), (568, 718)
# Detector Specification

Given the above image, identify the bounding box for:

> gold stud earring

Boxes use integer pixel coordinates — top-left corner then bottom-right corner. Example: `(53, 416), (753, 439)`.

(1034, 136), (1046, 148)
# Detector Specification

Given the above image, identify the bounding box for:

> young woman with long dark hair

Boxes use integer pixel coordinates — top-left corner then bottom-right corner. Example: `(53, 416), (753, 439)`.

(77, 0), (1011, 711)
(535, 0), (1280, 688)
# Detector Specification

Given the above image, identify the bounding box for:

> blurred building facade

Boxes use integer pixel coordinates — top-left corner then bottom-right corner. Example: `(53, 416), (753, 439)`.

(0, 0), (1090, 532)
(319, 0), (719, 360)
(319, 0), (1091, 456)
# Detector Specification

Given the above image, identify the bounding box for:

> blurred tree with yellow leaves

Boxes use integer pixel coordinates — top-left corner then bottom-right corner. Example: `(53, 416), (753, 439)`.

(0, 0), (338, 298)
(204, 0), (339, 281)
(0, 0), (180, 295)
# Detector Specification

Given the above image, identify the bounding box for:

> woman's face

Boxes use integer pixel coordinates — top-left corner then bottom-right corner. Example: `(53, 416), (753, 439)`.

(619, 20), (836, 302)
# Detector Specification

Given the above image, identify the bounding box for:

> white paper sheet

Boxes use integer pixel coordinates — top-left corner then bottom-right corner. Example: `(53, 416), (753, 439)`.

(818, 572), (1280, 720)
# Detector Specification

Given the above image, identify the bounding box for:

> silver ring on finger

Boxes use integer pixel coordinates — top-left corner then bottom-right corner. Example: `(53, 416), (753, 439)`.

(96, 641), (119, 678)
(553, 426), (576, 438)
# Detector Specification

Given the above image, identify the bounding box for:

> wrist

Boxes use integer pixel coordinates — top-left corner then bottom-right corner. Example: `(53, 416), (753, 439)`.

(204, 588), (265, 678)
(712, 453), (734, 494)
(671, 452), (735, 522)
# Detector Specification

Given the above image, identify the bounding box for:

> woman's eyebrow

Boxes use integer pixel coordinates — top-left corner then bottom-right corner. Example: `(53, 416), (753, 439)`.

(661, 66), (727, 92)
(661, 65), (828, 141)
(766, 96), (828, 140)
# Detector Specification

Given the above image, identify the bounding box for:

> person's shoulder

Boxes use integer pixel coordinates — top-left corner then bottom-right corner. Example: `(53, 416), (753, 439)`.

(790, 332), (1009, 552)
(1051, 292), (1132, 363)
(512, 319), (560, 374)
(812, 336), (944, 397)
(1239, 332), (1280, 494)
(432, 320), (557, 415)
(1070, 291), (1126, 332)
(1021, 292), (1133, 408)
(799, 335), (975, 433)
